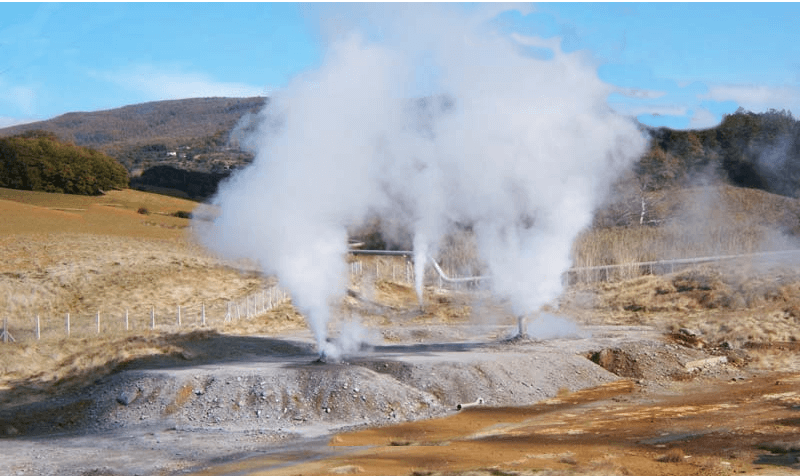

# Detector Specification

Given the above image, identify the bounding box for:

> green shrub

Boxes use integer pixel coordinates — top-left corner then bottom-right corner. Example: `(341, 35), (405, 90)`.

(0, 131), (129, 195)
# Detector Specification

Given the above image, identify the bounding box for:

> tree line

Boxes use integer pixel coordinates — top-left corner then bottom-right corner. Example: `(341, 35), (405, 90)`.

(2, 108), (800, 201)
(637, 108), (800, 197)
(0, 130), (129, 195)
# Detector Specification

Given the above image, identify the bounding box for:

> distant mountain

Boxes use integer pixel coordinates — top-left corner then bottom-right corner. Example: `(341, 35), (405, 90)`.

(0, 97), (267, 176)
(3, 98), (800, 205)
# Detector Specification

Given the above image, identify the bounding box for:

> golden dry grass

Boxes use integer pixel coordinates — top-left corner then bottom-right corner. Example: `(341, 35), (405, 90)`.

(0, 188), (268, 321)
(573, 184), (800, 275)
(0, 187), (304, 396)
(560, 267), (800, 359)
(0, 304), (308, 406)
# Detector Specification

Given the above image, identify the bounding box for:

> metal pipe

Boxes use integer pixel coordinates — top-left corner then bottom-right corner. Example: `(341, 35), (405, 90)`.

(352, 247), (800, 289)
(349, 249), (413, 256)
(569, 249), (800, 274)
(457, 397), (485, 410)
(428, 256), (491, 283)
(348, 249), (491, 283)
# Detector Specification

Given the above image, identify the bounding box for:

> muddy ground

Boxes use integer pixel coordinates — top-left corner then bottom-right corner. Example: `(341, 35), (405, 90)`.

(3, 295), (797, 476)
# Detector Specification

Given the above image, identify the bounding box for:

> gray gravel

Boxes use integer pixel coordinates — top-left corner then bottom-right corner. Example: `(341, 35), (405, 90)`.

(0, 322), (734, 476)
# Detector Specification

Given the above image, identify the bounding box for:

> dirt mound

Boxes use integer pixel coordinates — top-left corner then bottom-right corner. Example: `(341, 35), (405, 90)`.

(1, 326), (628, 442)
(586, 339), (731, 384)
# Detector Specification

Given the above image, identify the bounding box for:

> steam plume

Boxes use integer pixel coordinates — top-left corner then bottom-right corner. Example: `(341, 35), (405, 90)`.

(196, 5), (648, 353)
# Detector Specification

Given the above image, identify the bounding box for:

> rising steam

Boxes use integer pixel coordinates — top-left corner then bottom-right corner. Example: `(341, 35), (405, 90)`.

(195, 5), (649, 355)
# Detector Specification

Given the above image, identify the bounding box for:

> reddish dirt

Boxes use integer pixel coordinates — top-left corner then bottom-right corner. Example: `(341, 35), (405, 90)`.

(194, 373), (800, 476)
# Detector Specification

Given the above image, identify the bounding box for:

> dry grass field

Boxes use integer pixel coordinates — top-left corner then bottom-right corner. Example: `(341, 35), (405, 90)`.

(0, 187), (306, 401)
(573, 184), (800, 272)
(0, 188), (264, 315)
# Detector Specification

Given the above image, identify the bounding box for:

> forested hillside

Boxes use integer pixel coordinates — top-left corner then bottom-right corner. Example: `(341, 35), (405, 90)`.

(0, 97), (266, 175)
(0, 131), (128, 195)
(1, 98), (799, 205)
(638, 108), (800, 195)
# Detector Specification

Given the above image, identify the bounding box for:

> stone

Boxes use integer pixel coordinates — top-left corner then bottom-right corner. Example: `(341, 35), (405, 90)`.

(679, 327), (701, 337)
(117, 389), (138, 406)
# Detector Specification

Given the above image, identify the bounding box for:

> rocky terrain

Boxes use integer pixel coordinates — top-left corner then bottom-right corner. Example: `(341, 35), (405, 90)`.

(0, 309), (763, 476)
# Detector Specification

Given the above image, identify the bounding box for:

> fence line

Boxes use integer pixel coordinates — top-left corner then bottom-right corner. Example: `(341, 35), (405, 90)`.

(348, 255), (481, 292)
(348, 249), (800, 288)
(1, 284), (290, 344)
(11, 248), (786, 344)
(564, 249), (800, 284)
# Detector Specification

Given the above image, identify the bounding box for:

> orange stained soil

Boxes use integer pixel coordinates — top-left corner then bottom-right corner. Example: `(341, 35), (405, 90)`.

(190, 374), (800, 476)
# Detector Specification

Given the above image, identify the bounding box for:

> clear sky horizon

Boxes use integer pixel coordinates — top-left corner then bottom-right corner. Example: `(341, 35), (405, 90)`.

(1, 2), (799, 130)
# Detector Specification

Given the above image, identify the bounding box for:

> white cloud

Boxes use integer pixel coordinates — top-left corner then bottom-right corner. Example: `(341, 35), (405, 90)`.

(688, 107), (720, 129)
(511, 32), (563, 52)
(0, 79), (38, 116)
(92, 64), (267, 100)
(606, 100), (688, 119)
(0, 116), (37, 128)
(707, 83), (800, 113)
(613, 86), (667, 100)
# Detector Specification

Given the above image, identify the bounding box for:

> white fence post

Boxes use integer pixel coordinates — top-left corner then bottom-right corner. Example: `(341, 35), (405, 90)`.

(66, 313), (70, 336)
(125, 309), (129, 331)
(201, 302), (206, 326)
(35, 314), (40, 340)
(177, 305), (182, 327)
(96, 311), (100, 334)
(150, 306), (155, 330)
(1, 317), (14, 343)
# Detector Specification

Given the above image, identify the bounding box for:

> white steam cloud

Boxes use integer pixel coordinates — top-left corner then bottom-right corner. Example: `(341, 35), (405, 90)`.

(195, 5), (648, 354)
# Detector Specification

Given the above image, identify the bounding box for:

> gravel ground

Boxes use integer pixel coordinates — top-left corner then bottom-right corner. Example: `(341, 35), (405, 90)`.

(0, 322), (746, 476)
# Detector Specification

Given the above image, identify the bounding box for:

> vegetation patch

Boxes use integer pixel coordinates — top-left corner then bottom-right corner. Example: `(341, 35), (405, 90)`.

(0, 130), (128, 195)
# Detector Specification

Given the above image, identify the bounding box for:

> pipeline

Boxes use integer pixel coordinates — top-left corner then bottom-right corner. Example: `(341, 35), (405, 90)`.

(456, 397), (485, 410)
(347, 249), (490, 283)
(428, 256), (491, 284)
(349, 248), (800, 284)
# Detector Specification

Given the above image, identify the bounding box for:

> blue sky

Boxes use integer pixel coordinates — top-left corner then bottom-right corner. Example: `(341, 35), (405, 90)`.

(1, 2), (799, 130)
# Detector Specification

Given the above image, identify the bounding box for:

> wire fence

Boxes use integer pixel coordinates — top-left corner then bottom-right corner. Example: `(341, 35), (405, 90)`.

(347, 255), (480, 291)
(1, 285), (290, 344)
(9, 249), (790, 344)
(0, 256), (430, 345)
(564, 249), (800, 284)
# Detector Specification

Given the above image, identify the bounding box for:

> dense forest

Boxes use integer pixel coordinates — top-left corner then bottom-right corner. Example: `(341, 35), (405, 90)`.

(129, 165), (230, 200)
(0, 131), (129, 195)
(638, 108), (800, 196)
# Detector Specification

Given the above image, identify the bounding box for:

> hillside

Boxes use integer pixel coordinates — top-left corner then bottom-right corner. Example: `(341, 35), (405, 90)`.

(0, 97), (266, 176)
(3, 99), (800, 206)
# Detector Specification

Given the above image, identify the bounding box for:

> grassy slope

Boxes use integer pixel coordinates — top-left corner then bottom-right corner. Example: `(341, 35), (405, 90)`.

(0, 187), (312, 403)
(574, 183), (800, 270)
